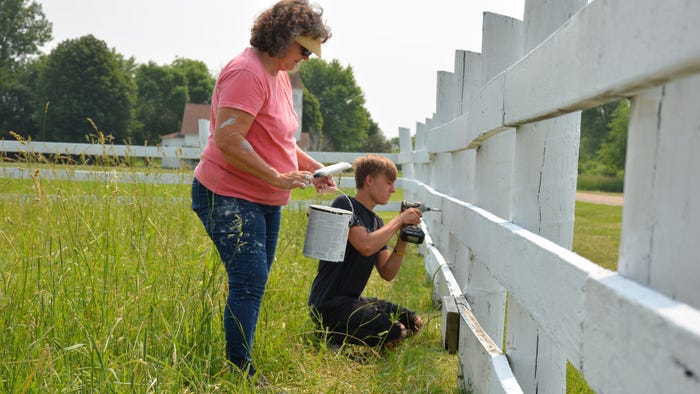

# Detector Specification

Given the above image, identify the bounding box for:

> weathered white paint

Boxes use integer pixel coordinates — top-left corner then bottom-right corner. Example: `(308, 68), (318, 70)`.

(397, 0), (700, 393)
(397, 127), (413, 170)
(457, 296), (524, 394)
(506, 0), (586, 390)
(505, 0), (700, 125)
(620, 73), (700, 310)
(450, 149), (475, 203)
(582, 272), (700, 393)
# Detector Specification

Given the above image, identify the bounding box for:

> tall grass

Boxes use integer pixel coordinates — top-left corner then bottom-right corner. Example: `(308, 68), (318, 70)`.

(0, 176), (456, 393)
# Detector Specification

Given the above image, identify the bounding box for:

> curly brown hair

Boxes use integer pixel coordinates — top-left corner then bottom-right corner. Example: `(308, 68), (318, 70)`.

(250, 0), (331, 57)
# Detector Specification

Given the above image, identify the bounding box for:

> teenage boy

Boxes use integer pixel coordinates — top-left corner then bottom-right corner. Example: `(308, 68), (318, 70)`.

(308, 154), (424, 348)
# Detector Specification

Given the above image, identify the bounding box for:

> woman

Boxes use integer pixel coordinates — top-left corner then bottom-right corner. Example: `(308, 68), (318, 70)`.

(191, 0), (332, 382)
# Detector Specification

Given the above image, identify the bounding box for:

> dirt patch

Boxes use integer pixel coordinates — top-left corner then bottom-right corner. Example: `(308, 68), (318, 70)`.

(576, 192), (624, 206)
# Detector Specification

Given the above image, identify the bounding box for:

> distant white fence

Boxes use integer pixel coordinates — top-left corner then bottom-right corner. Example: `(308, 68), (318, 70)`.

(0, 139), (203, 161)
(395, 0), (700, 393)
(0, 139), (395, 206)
(0, 141), (392, 184)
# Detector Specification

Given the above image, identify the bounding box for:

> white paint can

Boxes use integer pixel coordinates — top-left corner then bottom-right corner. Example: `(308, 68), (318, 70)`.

(303, 204), (353, 262)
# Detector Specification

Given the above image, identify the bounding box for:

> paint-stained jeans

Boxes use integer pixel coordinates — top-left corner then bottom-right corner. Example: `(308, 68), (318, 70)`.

(191, 178), (281, 375)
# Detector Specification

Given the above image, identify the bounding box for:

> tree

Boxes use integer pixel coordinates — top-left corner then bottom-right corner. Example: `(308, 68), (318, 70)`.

(133, 62), (188, 144)
(579, 101), (619, 164)
(0, 58), (44, 139)
(171, 58), (214, 104)
(595, 99), (629, 176)
(301, 86), (328, 150)
(0, 0), (52, 138)
(0, 0), (51, 66)
(298, 59), (370, 151)
(360, 115), (391, 153)
(37, 35), (135, 142)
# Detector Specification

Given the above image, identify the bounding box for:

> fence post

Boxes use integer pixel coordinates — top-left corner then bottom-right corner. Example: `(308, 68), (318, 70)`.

(619, 73), (700, 310)
(506, 1), (587, 393)
(398, 126), (414, 175)
(198, 119), (210, 150)
(459, 14), (523, 391)
(474, 12), (521, 220)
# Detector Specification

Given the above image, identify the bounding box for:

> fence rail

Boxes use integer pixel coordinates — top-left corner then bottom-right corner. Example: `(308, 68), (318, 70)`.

(0, 139), (203, 160)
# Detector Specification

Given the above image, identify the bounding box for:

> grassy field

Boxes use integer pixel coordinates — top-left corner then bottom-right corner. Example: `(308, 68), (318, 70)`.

(0, 173), (621, 393)
(0, 177), (455, 393)
(572, 201), (622, 271)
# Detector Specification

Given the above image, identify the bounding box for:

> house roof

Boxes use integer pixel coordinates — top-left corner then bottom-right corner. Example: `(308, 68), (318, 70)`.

(180, 103), (211, 136)
(161, 103), (210, 140)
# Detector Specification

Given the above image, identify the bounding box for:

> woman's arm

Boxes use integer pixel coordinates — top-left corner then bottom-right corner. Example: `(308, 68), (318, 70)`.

(295, 145), (323, 172)
(213, 107), (312, 190)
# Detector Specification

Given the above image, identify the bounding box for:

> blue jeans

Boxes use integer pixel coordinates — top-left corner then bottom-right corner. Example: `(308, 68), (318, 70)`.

(191, 178), (281, 375)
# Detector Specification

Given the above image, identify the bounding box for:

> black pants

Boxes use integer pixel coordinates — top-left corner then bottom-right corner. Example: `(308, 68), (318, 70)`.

(312, 297), (418, 347)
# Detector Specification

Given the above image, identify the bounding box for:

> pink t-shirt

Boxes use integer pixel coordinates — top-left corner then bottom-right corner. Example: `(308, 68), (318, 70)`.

(194, 48), (299, 206)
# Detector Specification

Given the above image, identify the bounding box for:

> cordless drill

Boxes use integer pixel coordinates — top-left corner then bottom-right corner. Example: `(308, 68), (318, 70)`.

(399, 201), (441, 244)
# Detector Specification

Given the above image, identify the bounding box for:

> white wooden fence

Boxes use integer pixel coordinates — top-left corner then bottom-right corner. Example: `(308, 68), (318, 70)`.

(395, 0), (700, 393)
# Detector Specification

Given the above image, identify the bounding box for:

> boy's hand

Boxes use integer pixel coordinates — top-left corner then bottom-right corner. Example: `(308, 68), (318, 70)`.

(399, 207), (422, 226)
(312, 174), (336, 194)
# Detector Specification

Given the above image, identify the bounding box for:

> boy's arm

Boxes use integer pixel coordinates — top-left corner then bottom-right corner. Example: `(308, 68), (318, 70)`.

(347, 209), (421, 280)
(347, 214), (404, 256)
(374, 238), (410, 281)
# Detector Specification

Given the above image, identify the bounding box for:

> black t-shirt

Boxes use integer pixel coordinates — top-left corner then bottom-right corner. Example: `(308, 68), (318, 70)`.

(307, 195), (387, 308)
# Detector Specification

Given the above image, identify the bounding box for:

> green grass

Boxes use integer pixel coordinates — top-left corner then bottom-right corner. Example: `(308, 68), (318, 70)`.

(0, 170), (621, 393)
(573, 201), (622, 271)
(0, 176), (456, 393)
(577, 174), (624, 193)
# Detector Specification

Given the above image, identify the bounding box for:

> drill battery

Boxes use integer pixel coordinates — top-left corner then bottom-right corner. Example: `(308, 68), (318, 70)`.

(398, 201), (440, 244)
(400, 224), (425, 244)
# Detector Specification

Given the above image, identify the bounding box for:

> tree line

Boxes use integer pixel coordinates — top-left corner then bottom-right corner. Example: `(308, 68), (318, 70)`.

(579, 99), (629, 180)
(0, 0), (393, 152)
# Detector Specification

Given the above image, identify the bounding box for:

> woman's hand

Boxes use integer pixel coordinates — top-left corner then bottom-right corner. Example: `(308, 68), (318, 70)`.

(275, 171), (315, 190)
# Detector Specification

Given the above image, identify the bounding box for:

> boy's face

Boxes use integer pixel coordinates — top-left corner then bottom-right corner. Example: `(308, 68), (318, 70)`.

(366, 172), (396, 205)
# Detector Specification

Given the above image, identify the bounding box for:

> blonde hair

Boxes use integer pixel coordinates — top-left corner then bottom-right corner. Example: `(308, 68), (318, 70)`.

(353, 154), (397, 189)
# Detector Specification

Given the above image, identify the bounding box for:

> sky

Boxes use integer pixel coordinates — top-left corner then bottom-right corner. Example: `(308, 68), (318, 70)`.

(36, 0), (525, 140)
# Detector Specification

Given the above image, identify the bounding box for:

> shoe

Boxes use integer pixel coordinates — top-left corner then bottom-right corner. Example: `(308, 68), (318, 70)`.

(250, 372), (270, 388)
